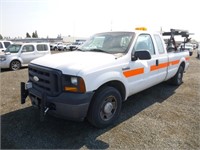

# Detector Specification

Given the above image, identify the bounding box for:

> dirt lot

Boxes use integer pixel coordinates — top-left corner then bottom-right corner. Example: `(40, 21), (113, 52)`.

(1, 51), (200, 149)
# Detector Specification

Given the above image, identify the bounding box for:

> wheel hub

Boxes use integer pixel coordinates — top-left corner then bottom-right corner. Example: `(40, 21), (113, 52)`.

(104, 102), (113, 114)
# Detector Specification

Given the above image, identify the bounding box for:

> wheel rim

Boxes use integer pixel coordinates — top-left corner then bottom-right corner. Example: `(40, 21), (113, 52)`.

(100, 96), (117, 121)
(11, 61), (20, 70)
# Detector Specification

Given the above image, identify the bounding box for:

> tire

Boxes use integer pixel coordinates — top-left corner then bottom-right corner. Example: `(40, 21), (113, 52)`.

(54, 47), (58, 51)
(171, 65), (184, 85)
(87, 86), (122, 128)
(10, 60), (21, 71)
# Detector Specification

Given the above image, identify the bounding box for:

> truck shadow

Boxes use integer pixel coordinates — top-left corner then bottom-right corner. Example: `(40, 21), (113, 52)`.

(0, 67), (27, 72)
(1, 82), (178, 149)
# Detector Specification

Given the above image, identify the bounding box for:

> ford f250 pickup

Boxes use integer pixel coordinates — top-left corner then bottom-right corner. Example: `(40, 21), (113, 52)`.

(21, 28), (190, 128)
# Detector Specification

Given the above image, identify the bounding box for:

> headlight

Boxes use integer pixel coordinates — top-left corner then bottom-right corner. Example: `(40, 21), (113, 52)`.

(0, 56), (6, 61)
(71, 77), (78, 85)
(62, 75), (86, 93)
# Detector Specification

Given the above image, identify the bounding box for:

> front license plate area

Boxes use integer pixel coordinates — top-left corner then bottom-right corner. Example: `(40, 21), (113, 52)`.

(30, 94), (41, 108)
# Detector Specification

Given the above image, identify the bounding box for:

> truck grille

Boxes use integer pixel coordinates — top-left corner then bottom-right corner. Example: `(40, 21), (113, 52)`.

(28, 64), (62, 96)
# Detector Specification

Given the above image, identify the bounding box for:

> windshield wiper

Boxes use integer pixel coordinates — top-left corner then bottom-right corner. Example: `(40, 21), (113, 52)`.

(89, 49), (109, 53)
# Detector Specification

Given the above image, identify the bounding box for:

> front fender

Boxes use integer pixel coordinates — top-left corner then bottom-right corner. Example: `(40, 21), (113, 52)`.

(7, 56), (22, 65)
(84, 71), (129, 99)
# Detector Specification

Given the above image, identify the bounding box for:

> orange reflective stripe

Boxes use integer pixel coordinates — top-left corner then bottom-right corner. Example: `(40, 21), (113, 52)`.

(124, 59), (182, 76)
(170, 60), (180, 65)
(150, 62), (169, 71)
(123, 68), (144, 78)
(150, 59), (180, 72)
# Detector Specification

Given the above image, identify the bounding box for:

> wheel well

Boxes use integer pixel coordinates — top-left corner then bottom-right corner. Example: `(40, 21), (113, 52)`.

(94, 80), (126, 101)
(180, 61), (185, 70)
(10, 59), (21, 65)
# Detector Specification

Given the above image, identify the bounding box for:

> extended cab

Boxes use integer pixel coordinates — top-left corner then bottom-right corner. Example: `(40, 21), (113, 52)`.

(0, 43), (51, 70)
(21, 29), (190, 128)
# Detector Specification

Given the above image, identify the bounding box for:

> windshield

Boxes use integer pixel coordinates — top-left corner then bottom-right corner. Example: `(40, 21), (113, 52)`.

(5, 44), (22, 53)
(80, 32), (135, 54)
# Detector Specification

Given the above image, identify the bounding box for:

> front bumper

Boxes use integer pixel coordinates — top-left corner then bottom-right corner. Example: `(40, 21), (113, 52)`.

(21, 82), (94, 121)
(0, 60), (10, 69)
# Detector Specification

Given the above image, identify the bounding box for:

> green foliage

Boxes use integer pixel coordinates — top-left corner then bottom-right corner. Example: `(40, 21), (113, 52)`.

(32, 31), (38, 38)
(26, 32), (31, 38)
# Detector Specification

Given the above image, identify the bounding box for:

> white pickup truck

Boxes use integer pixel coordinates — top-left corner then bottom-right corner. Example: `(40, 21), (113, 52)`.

(21, 28), (190, 128)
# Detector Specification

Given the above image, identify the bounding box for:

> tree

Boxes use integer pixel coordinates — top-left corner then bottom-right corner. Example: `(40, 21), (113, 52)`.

(32, 32), (36, 38)
(0, 34), (3, 39)
(34, 30), (38, 38)
(32, 31), (38, 38)
(26, 32), (31, 38)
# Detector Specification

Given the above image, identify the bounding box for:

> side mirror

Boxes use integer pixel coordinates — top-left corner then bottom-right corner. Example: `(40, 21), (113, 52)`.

(132, 50), (151, 61)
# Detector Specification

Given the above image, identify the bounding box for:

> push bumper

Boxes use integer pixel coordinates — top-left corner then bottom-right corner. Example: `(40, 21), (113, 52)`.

(21, 82), (94, 121)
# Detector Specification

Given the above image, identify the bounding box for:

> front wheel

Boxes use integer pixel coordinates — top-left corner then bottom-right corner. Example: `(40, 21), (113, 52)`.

(87, 86), (122, 128)
(10, 60), (21, 71)
(171, 65), (184, 85)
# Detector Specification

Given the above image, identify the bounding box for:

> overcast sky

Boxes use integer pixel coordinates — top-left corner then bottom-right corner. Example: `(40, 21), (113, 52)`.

(0, 0), (199, 40)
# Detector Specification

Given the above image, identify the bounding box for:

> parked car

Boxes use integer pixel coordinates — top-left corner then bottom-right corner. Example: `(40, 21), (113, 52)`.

(57, 43), (71, 51)
(0, 43), (51, 70)
(0, 40), (13, 52)
(178, 43), (194, 56)
(69, 41), (85, 50)
(197, 43), (200, 58)
(50, 42), (62, 50)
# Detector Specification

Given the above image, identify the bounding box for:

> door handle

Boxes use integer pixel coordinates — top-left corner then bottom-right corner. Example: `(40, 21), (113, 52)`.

(156, 59), (159, 66)
(122, 66), (130, 71)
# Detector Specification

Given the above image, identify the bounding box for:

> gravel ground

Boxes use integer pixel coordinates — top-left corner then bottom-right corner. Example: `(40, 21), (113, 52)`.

(0, 51), (200, 149)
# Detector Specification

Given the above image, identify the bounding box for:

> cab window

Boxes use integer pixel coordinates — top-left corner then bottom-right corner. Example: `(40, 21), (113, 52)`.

(133, 34), (155, 55)
(22, 45), (34, 52)
(154, 34), (165, 54)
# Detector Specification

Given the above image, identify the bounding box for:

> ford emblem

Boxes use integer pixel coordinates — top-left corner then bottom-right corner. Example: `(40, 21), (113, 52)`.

(33, 76), (39, 82)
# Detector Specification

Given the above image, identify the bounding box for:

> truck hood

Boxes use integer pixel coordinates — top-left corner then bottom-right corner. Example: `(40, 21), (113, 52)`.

(30, 51), (118, 75)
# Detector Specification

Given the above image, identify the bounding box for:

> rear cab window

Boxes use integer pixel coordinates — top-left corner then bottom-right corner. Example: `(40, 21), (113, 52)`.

(154, 34), (165, 54)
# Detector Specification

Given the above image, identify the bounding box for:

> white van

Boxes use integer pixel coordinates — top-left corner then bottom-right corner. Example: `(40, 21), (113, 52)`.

(0, 40), (13, 52)
(197, 43), (200, 58)
(0, 43), (51, 70)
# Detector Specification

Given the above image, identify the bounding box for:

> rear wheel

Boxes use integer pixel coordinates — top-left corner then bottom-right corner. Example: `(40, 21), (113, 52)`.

(10, 60), (21, 71)
(171, 65), (184, 85)
(87, 86), (122, 128)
